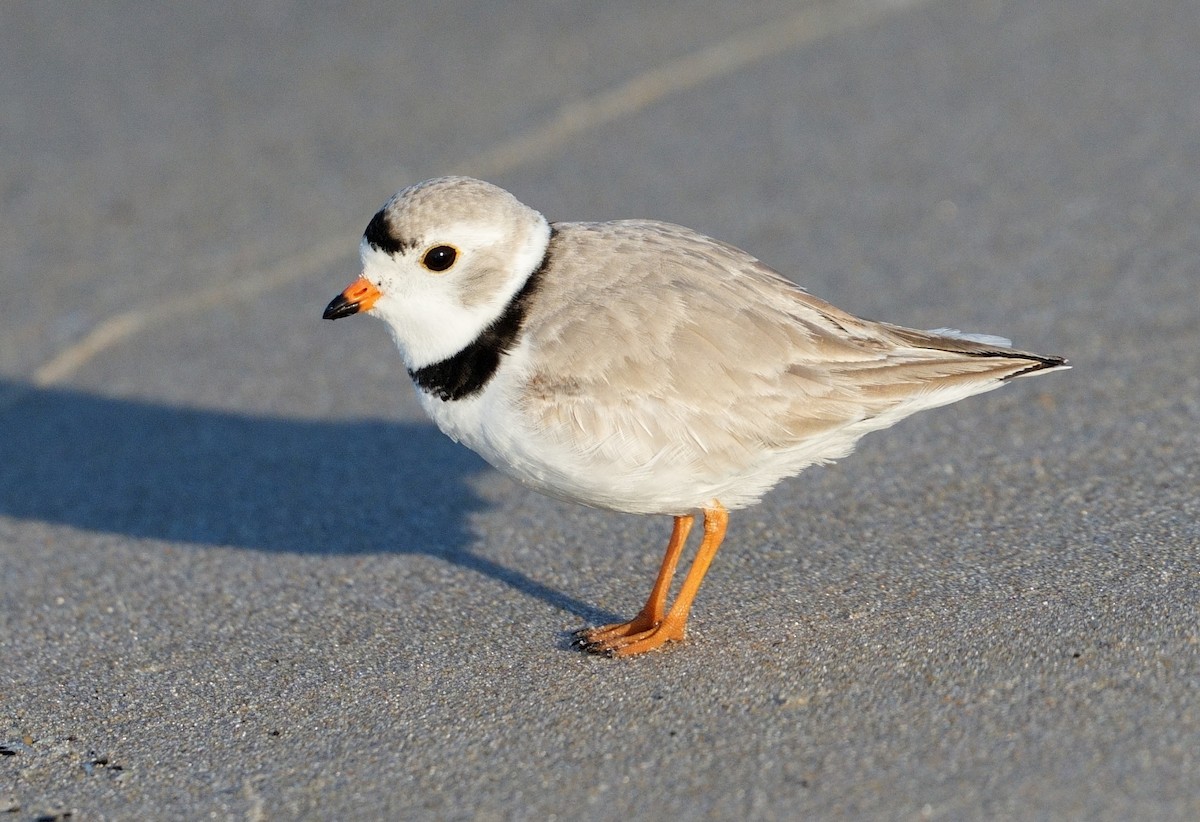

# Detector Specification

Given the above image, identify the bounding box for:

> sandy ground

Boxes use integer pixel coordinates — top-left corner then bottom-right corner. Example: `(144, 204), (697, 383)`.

(2, 0), (1197, 818)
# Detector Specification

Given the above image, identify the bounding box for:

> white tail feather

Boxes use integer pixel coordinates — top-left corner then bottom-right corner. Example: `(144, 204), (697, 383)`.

(926, 328), (1013, 348)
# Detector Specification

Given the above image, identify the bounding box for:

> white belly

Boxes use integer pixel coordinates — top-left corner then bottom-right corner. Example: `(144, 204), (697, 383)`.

(414, 368), (829, 515)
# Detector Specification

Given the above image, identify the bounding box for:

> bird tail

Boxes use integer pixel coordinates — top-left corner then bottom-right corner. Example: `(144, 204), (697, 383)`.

(891, 325), (1070, 381)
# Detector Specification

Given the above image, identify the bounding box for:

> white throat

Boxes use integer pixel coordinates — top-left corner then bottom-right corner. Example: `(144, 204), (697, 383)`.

(365, 217), (551, 371)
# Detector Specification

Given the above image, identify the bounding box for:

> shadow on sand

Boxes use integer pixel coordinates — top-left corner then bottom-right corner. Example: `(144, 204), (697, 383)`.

(0, 379), (616, 624)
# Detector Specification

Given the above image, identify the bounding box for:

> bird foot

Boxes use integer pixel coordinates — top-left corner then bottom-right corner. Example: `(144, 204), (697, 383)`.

(575, 613), (684, 657)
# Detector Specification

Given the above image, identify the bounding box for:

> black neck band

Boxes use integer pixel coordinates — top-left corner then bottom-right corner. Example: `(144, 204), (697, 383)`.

(408, 227), (556, 402)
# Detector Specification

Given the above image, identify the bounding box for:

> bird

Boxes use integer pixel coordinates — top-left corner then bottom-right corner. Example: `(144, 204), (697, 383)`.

(323, 176), (1068, 657)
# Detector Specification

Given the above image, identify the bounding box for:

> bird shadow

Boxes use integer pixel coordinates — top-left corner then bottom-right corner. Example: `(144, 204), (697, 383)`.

(0, 379), (618, 625)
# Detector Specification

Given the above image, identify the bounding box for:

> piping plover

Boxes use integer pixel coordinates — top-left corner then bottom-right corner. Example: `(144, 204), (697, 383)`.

(323, 176), (1067, 657)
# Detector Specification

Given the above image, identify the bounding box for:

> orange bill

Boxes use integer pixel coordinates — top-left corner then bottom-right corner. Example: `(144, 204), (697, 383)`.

(322, 276), (381, 320)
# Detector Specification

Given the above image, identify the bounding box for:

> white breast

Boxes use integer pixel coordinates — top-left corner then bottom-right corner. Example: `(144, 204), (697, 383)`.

(412, 343), (789, 515)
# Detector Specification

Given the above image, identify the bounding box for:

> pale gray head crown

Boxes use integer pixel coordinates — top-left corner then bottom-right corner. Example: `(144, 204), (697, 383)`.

(380, 176), (544, 244)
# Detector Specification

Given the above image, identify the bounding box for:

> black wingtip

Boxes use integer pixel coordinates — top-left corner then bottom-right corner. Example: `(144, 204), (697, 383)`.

(1004, 354), (1070, 380)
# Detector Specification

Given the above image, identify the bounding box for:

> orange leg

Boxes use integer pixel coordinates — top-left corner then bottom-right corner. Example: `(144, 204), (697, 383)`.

(579, 503), (729, 657)
(578, 514), (693, 648)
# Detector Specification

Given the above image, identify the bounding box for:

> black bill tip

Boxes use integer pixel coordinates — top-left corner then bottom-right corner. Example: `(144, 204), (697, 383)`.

(323, 293), (360, 321)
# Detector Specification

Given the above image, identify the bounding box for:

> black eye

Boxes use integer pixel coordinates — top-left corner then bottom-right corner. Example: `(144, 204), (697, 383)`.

(422, 245), (458, 272)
